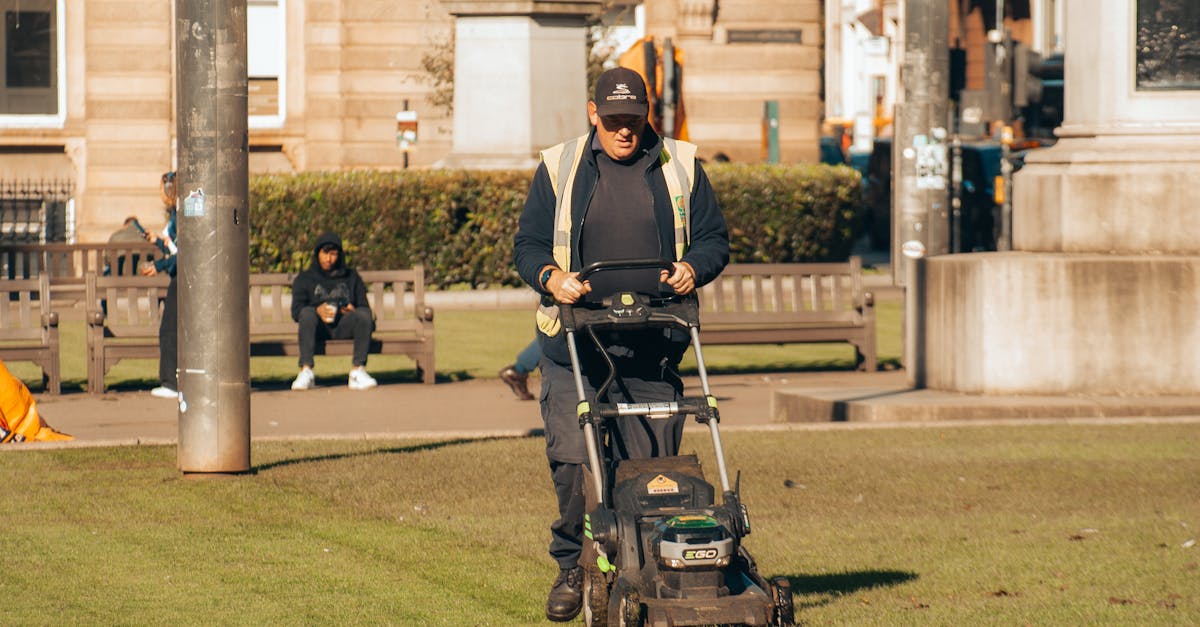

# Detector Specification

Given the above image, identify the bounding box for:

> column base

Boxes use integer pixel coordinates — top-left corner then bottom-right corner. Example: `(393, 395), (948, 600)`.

(1013, 136), (1200, 253)
(919, 252), (1200, 394)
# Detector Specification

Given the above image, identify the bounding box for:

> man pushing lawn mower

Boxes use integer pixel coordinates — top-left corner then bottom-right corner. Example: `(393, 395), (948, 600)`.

(514, 68), (792, 625)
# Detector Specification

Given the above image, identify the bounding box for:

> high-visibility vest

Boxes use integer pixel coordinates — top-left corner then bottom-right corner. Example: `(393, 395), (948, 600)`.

(534, 134), (697, 337)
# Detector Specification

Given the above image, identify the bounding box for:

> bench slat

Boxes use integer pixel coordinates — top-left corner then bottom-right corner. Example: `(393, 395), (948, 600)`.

(0, 275), (60, 393)
(702, 311), (862, 325)
(698, 259), (876, 371)
(87, 267), (436, 392)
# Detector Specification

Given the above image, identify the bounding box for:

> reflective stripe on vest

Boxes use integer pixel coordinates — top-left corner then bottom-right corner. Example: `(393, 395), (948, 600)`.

(535, 134), (697, 337)
(540, 134), (589, 274)
(660, 136), (697, 260)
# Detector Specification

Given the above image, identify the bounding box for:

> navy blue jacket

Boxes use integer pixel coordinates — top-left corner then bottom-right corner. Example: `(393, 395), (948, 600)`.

(513, 128), (729, 365)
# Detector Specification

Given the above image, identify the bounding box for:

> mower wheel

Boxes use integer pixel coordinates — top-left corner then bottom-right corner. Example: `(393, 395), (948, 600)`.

(582, 567), (609, 627)
(770, 576), (795, 627)
(609, 580), (642, 627)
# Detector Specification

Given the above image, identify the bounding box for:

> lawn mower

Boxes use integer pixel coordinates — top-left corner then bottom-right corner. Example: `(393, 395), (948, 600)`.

(560, 259), (794, 627)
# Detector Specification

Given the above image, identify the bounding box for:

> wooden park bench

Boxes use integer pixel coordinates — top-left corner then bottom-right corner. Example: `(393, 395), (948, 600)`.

(3, 242), (164, 303)
(85, 273), (171, 394)
(247, 268), (436, 384)
(0, 274), (61, 394)
(85, 267), (435, 393)
(696, 258), (877, 371)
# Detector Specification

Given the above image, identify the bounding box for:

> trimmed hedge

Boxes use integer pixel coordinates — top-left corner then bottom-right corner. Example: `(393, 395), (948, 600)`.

(707, 163), (862, 264)
(248, 164), (862, 289)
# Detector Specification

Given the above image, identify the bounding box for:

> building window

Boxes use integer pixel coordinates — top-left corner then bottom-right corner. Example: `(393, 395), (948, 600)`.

(6, 11), (50, 87)
(248, 0), (285, 127)
(0, 0), (62, 124)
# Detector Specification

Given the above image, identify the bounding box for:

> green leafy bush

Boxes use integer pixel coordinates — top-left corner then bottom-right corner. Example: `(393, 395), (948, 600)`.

(248, 164), (862, 288)
(707, 163), (863, 263)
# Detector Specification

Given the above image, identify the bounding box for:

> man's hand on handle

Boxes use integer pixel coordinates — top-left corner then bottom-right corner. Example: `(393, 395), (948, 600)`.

(543, 266), (591, 305)
(543, 261), (696, 303)
(661, 261), (697, 295)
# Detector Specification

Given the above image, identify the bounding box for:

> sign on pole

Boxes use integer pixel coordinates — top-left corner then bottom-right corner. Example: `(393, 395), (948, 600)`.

(396, 111), (418, 152)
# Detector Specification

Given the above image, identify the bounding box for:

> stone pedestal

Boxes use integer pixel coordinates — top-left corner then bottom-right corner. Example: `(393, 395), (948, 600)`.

(919, 0), (1200, 394)
(643, 0), (823, 163)
(438, 0), (600, 170)
(921, 252), (1200, 394)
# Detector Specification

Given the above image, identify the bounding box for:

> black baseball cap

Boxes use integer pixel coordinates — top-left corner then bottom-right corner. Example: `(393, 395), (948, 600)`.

(593, 67), (649, 117)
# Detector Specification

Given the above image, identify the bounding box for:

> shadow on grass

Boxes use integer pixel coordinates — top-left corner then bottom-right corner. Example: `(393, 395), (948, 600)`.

(252, 433), (541, 474)
(785, 569), (919, 609)
(680, 358), (902, 377)
(103, 368), (483, 393)
(42, 360), (902, 395)
(249, 367), (440, 391)
(88, 377), (159, 394)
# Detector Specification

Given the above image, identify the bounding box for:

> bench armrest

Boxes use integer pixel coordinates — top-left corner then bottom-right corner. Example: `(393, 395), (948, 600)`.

(41, 311), (59, 327)
(88, 310), (106, 326)
(421, 305), (434, 322)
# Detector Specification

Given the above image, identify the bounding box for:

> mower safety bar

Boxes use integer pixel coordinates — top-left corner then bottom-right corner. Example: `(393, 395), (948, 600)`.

(562, 258), (701, 334)
(575, 258), (674, 281)
(593, 397), (718, 422)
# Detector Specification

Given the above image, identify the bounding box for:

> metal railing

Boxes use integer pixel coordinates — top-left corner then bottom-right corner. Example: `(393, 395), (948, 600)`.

(0, 179), (74, 244)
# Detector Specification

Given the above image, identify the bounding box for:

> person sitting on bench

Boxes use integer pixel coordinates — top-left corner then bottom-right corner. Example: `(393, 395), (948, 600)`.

(290, 231), (377, 391)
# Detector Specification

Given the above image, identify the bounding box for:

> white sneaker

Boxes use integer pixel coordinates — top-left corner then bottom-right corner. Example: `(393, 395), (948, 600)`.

(348, 368), (377, 391)
(150, 386), (179, 399)
(291, 368), (315, 390)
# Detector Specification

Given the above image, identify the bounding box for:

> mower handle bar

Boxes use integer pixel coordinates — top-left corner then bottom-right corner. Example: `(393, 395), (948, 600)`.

(575, 258), (675, 282)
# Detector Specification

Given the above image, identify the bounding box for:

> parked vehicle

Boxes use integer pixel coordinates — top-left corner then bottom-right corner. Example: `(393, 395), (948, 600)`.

(862, 138), (892, 251)
(819, 135), (848, 166)
(861, 137), (1030, 253)
(956, 141), (1002, 252)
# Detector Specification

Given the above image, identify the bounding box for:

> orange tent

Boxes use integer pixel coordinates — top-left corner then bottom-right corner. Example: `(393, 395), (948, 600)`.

(0, 358), (72, 443)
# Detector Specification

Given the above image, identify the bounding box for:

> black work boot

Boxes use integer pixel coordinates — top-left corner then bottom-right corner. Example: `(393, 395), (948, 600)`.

(499, 365), (535, 401)
(545, 566), (583, 622)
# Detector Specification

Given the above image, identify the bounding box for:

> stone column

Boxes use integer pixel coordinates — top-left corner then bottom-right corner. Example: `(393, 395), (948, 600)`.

(918, 0), (1200, 394)
(438, 0), (600, 169)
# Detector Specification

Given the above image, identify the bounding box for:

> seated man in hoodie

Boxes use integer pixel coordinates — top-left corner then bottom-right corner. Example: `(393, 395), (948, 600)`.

(289, 231), (377, 391)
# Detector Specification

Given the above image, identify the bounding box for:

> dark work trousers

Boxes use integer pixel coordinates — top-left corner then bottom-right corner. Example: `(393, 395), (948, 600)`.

(296, 307), (374, 368)
(158, 275), (178, 389)
(539, 355), (685, 570)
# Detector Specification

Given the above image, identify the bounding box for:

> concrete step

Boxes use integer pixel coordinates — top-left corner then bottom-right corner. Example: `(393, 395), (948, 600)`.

(772, 381), (1200, 422)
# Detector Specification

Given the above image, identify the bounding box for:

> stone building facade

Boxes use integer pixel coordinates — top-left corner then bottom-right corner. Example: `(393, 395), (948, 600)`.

(0, 0), (824, 243)
(643, 0), (823, 163)
(0, 1), (456, 243)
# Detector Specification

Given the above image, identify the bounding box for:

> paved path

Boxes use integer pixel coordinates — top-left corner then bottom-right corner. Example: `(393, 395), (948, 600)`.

(14, 365), (1200, 452)
(15, 267), (1200, 449)
(26, 370), (906, 448)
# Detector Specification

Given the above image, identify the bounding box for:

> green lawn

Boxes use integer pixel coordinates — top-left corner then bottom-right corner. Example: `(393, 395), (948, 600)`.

(7, 300), (902, 393)
(3, 423), (1197, 624)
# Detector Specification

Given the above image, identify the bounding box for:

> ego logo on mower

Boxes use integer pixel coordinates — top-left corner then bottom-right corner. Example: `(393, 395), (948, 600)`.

(683, 548), (719, 560)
